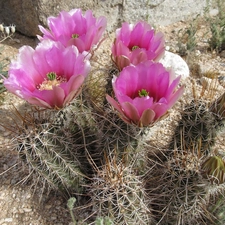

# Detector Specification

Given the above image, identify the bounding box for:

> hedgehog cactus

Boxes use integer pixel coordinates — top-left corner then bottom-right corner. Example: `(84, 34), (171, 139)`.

(146, 91), (225, 224)
(89, 151), (152, 225)
(207, 192), (225, 225)
(81, 69), (141, 152)
(170, 100), (222, 154)
(10, 106), (86, 194)
(6, 7), (225, 225)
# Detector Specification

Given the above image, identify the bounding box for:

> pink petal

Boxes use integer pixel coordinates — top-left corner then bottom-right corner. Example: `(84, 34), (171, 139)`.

(112, 41), (130, 57)
(165, 75), (181, 98)
(132, 96), (154, 116)
(129, 22), (145, 46)
(118, 22), (132, 45)
(122, 102), (140, 124)
(106, 95), (124, 115)
(48, 11), (73, 38)
(28, 86), (65, 108)
(25, 96), (52, 108)
(140, 109), (155, 126)
(151, 103), (169, 119)
(141, 30), (154, 49)
(61, 74), (85, 96)
(113, 67), (138, 98)
(167, 85), (185, 109)
(130, 49), (148, 65)
(67, 38), (86, 52)
(114, 55), (131, 71)
(38, 25), (54, 40)
(71, 9), (87, 35)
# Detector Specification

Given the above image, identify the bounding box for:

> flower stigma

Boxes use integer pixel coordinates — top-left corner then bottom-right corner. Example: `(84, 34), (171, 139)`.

(37, 72), (66, 91)
(132, 45), (139, 51)
(138, 89), (149, 97)
(72, 34), (79, 38)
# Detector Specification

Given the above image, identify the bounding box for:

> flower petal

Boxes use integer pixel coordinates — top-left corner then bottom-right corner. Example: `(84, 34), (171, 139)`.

(140, 109), (155, 126)
(122, 102), (140, 124)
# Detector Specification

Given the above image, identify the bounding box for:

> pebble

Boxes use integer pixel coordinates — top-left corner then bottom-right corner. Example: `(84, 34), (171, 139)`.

(159, 51), (190, 79)
(3, 164), (8, 170)
(26, 194), (31, 199)
(3, 131), (11, 137)
(23, 208), (33, 213)
(51, 216), (57, 220)
(4, 218), (13, 222)
(55, 200), (61, 206)
(19, 208), (24, 214)
(220, 50), (225, 58)
(44, 204), (52, 209)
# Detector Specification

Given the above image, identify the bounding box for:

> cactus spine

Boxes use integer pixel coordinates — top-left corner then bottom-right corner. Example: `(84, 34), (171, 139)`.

(10, 106), (86, 194)
(146, 91), (225, 224)
(89, 150), (152, 225)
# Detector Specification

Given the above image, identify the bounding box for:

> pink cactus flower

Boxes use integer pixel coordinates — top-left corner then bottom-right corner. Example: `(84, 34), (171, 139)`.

(4, 40), (91, 109)
(112, 21), (165, 71)
(106, 61), (184, 127)
(38, 9), (107, 53)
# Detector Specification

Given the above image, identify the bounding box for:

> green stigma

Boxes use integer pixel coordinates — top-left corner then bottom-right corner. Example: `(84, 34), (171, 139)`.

(138, 89), (149, 97)
(132, 45), (139, 51)
(47, 72), (57, 81)
(72, 34), (79, 38)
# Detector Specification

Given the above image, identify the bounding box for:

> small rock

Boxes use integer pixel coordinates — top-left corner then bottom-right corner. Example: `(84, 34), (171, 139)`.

(159, 51), (189, 79)
(3, 131), (11, 137)
(44, 204), (52, 209)
(3, 164), (8, 170)
(51, 216), (57, 220)
(23, 208), (33, 213)
(55, 200), (61, 206)
(18, 208), (24, 214)
(26, 194), (31, 199)
(200, 77), (209, 89)
(220, 50), (225, 58)
(4, 218), (13, 222)
(209, 8), (219, 16)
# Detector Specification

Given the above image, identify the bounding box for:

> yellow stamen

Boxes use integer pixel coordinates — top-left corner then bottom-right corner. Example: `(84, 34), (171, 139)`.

(37, 72), (66, 91)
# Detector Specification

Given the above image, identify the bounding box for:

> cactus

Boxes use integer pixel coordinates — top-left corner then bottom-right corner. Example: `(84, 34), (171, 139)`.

(207, 191), (225, 225)
(170, 100), (223, 155)
(145, 90), (225, 224)
(9, 105), (86, 194)
(78, 68), (141, 155)
(89, 150), (152, 225)
(95, 216), (114, 225)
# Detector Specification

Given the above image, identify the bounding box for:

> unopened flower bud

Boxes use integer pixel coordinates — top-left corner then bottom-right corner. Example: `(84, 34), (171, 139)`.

(0, 24), (3, 32)
(10, 24), (16, 33)
(4, 26), (10, 36)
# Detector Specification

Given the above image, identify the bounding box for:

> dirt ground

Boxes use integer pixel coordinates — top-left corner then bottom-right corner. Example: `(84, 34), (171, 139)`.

(0, 17), (225, 225)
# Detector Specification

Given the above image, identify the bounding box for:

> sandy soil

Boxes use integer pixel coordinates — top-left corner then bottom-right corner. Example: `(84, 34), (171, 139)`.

(0, 18), (225, 225)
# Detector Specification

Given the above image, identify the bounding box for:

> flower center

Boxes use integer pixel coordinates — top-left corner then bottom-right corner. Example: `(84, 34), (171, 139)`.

(72, 33), (79, 38)
(138, 89), (149, 97)
(37, 72), (66, 91)
(131, 45), (139, 51)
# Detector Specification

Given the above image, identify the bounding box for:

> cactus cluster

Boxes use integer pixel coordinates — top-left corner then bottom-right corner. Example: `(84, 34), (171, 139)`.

(146, 91), (225, 225)
(8, 106), (86, 194)
(89, 151), (151, 225)
(5, 66), (225, 224)
(2, 7), (225, 224)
